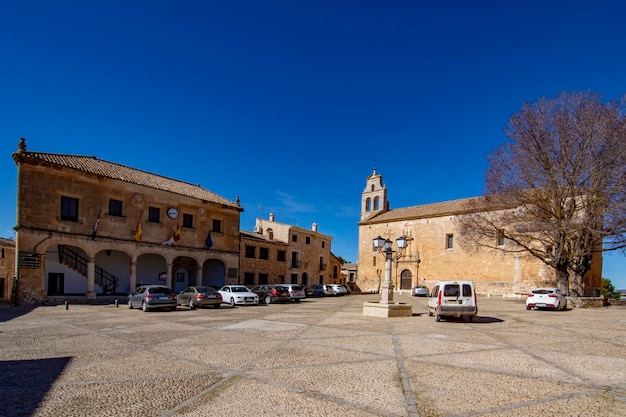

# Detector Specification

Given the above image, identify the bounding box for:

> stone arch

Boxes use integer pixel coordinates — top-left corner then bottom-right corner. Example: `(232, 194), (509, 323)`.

(202, 259), (226, 288)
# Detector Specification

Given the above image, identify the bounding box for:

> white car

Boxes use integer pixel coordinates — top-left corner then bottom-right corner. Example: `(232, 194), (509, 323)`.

(526, 288), (567, 310)
(218, 285), (259, 306)
(328, 284), (347, 296)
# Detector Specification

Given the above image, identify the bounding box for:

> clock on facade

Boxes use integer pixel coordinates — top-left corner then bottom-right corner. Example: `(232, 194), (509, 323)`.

(167, 207), (179, 219)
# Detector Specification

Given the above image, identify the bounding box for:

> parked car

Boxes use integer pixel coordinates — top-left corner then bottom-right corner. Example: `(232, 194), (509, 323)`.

(218, 285), (259, 306)
(526, 287), (567, 310)
(411, 285), (429, 297)
(281, 284), (306, 302)
(177, 286), (222, 309)
(328, 284), (347, 296)
(128, 285), (177, 312)
(310, 284), (335, 296)
(302, 285), (314, 297)
(251, 284), (291, 304)
(428, 281), (477, 322)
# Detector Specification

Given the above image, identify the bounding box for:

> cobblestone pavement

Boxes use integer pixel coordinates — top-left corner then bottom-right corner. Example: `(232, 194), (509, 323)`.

(1, 293), (625, 417)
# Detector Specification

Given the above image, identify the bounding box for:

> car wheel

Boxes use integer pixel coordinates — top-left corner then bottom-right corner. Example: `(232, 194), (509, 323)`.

(128, 299), (133, 309)
(526, 306), (531, 310)
(188, 299), (195, 309)
(229, 298), (235, 306)
(561, 301), (567, 310)
(428, 309), (433, 317)
(213, 303), (220, 309)
(469, 315), (476, 323)
(142, 302), (148, 312)
(265, 296), (271, 305)
(435, 315), (441, 322)
(294, 298), (300, 302)
(170, 306), (177, 311)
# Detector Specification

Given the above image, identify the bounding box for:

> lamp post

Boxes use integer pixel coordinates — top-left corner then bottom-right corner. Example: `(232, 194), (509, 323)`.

(372, 235), (407, 304)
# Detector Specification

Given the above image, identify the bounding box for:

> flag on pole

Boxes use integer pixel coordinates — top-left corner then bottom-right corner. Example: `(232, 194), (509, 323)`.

(134, 210), (143, 242)
(173, 223), (181, 242)
(92, 204), (102, 239)
(162, 223), (180, 245)
(205, 230), (212, 250)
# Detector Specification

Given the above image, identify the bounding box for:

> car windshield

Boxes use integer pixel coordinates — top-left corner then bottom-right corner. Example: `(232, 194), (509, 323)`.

(532, 289), (554, 295)
(197, 286), (216, 292)
(443, 285), (459, 297)
(232, 286), (249, 292)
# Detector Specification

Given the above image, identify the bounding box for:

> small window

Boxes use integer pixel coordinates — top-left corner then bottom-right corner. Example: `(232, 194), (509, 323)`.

(212, 219), (222, 233)
(258, 273), (268, 285)
(373, 256), (376, 267)
(292, 234), (297, 243)
(446, 234), (454, 249)
(497, 232), (505, 246)
(259, 247), (269, 260)
(60, 196), (79, 221)
(291, 252), (299, 268)
(148, 207), (160, 223)
(319, 256), (325, 270)
(245, 245), (256, 258)
(244, 272), (255, 285)
(322, 241), (325, 248)
(183, 213), (193, 228)
(290, 273), (298, 284)
(462, 284), (473, 297)
(277, 250), (286, 262)
(306, 236), (311, 244)
(108, 199), (122, 217)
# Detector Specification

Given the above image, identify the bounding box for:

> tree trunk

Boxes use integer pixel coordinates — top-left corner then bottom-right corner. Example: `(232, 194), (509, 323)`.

(555, 265), (570, 295)
(570, 272), (584, 297)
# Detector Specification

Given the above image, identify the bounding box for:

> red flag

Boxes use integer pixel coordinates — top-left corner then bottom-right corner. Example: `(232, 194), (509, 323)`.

(173, 223), (181, 242)
(134, 211), (143, 242)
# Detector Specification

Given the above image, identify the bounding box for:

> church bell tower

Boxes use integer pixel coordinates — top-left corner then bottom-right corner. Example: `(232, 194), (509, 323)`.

(360, 168), (388, 221)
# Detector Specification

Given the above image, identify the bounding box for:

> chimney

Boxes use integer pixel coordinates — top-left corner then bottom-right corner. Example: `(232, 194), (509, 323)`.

(312, 222), (318, 232)
(269, 213), (275, 222)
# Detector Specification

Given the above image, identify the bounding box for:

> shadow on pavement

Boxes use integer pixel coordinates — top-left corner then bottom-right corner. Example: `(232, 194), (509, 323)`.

(0, 357), (72, 417)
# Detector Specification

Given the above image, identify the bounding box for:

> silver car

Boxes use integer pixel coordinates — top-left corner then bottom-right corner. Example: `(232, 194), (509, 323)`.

(282, 284), (306, 302)
(328, 284), (347, 296)
(128, 285), (177, 312)
(411, 285), (429, 297)
(177, 286), (222, 309)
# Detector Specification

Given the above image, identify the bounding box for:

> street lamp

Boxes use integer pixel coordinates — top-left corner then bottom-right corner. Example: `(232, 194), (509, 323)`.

(373, 235), (407, 304)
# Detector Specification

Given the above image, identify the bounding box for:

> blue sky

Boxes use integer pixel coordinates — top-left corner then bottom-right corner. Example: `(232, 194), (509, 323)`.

(2, 1), (625, 288)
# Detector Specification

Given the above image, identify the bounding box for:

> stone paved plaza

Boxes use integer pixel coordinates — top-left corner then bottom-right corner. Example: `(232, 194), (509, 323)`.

(1, 293), (625, 416)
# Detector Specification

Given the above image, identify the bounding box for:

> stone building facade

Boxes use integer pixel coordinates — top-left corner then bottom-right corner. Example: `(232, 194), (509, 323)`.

(357, 169), (602, 296)
(247, 214), (336, 287)
(0, 237), (16, 304)
(12, 139), (243, 304)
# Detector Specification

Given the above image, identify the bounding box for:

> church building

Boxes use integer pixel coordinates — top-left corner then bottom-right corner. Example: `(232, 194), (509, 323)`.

(356, 169), (602, 296)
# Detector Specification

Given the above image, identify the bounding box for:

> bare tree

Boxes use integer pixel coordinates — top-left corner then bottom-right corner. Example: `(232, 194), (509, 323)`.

(458, 91), (626, 295)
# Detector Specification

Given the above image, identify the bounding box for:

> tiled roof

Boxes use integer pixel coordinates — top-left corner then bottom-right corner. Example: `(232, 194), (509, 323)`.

(15, 151), (242, 209)
(359, 195), (511, 224)
(240, 230), (288, 245)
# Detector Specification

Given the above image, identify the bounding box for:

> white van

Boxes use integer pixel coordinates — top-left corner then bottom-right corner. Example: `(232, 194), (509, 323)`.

(428, 280), (478, 322)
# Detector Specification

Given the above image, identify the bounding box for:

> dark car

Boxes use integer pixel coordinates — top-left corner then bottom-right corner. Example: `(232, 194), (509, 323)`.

(251, 285), (291, 304)
(177, 286), (222, 309)
(128, 285), (177, 312)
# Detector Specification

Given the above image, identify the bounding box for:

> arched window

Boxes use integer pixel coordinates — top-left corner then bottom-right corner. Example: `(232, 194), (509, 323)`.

(365, 198), (371, 211)
(373, 196), (379, 210)
(371, 184), (375, 191)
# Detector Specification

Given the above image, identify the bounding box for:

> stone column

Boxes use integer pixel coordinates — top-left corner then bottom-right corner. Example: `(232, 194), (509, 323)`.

(86, 258), (96, 299)
(196, 265), (204, 286)
(130, 260), (137, 289)
(167, 263), (173, 288)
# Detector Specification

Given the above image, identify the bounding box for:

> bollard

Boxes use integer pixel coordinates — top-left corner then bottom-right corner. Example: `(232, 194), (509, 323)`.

(115, 299), (119, 308)
(65, 301), (69, 310)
